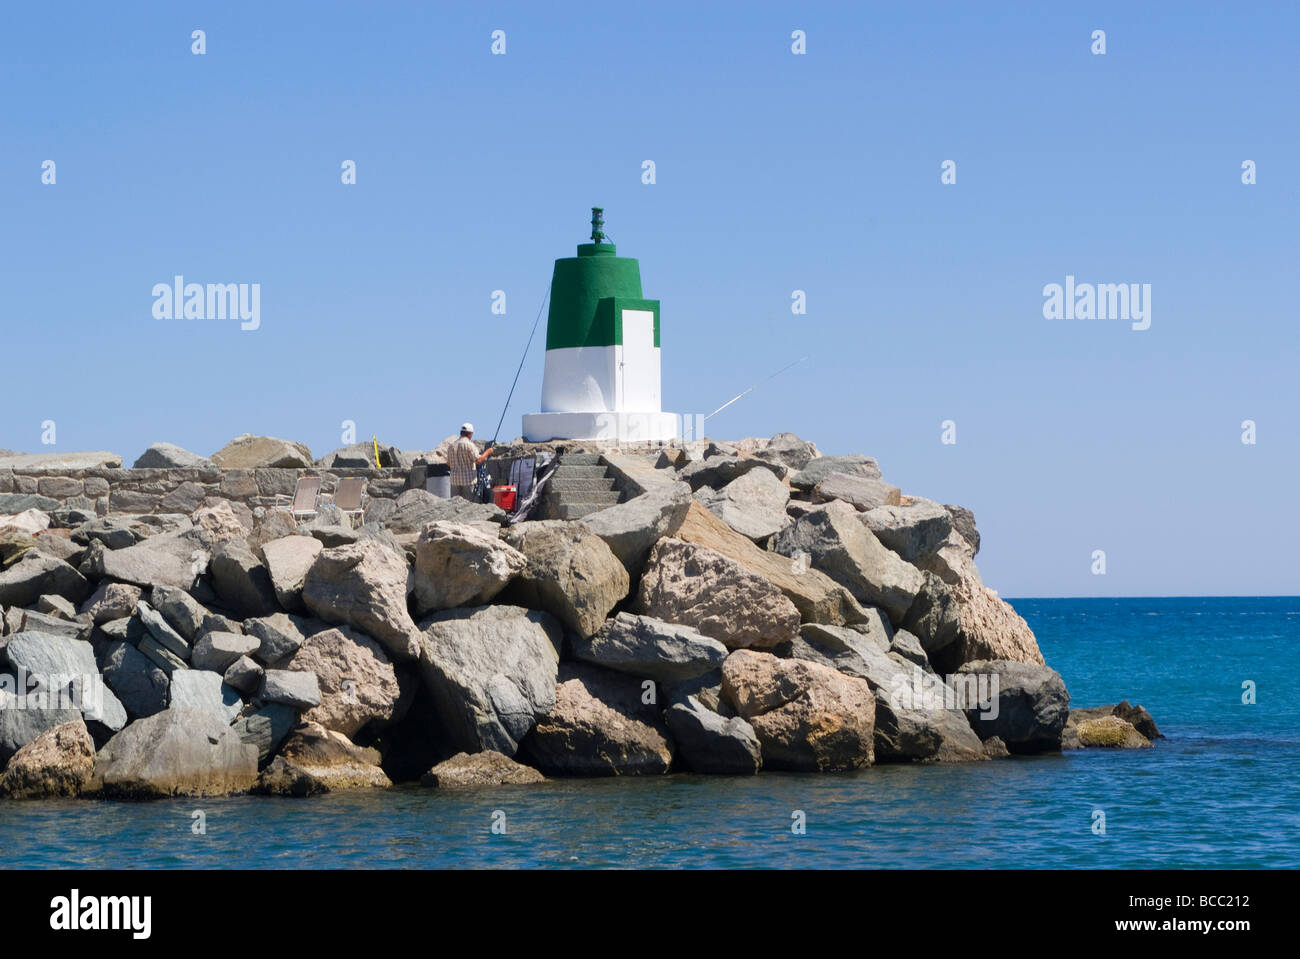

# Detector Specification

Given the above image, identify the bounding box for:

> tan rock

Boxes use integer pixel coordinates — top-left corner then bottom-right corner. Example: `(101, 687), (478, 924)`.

(721, 649), (875, 771)
(635, 538), (799, 649)
(303, 540), (420, 660)
(500, 521), (629, 638)
(410, 521), (526, 615)
(673, 501), (871, 627)
(287, 627), (400, 737)
(420, 750), (545, 788)
(0, 720), (95, 798)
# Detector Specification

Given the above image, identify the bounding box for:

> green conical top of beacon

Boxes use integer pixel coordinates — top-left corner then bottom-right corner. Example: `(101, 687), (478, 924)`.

(544, 207), (660, 351)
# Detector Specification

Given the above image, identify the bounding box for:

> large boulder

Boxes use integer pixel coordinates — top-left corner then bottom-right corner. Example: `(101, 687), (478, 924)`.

(147, 586), (208, 643)
(232, 703), (296, 764)
(860, 499), (953, 564)
(254, 721), (390, 794)
(1076, 715), (1151, 749)
(943, 504), (980, 556)
(260, 669), (321, 709)
(522, 663), (674, 776)
(191, 632), (260, 672)
(0, 719), (95, 799)
(1, 508), (50, 536)
(243, 612), (313, 664)
(679, 455), (782, 492)
(302, 540), (421, 661)
(410, 522), (526, 615)
(720, 649), (875, 771)
(81, 529), (206, 591)
(89, 707), (259, 797)
(664, 695), (762, 775)
(500, 521), (629, 639)
(418, 605), (563, 756)
(286, 626), (400, 737)
(260, 535), (323, 611)
(569, 612), (729, 683)
(579, 481), (693, 579)
(0, 691), (81, 763)
(955, 660), (1069, 753)
(168, 669), (244, 723)
(3, 631), (127, 732)
(920, 531), (1044, 671)
(136, 599), (192, 661)
(781, 624), (985, 762)
(673, 502), (870, 627)
(694, 467), (791, 541)
(813, 473), (901, 510)
(80, 582), (142, 625)
(790, 455), (881, 490)
(210, 434), (313, 469)
(0, 451), (120, 470)
(209, 539), (279, 618)
(101, 641), (169, 718)
(769, 503), (924, 624)
(132, 442), (213, 469)
(0, 551), (89, 607)
(751, 432), (820, 472)
(635, 539), (799, 650)
(420, 751), (545, 788)
(384, 488), (505, 534)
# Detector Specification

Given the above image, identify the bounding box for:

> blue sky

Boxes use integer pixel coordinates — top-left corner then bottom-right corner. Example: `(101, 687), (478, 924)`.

(2, 1), (1297, 598)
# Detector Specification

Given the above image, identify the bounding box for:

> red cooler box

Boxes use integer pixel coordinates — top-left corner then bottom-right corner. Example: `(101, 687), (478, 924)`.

(493, 485), (517, 511)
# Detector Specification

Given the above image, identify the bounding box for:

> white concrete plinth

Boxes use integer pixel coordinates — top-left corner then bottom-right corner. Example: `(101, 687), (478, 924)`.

(522, 411), (681, 444)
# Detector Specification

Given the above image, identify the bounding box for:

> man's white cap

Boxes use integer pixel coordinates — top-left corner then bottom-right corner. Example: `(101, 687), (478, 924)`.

(461, 422), (474, 433)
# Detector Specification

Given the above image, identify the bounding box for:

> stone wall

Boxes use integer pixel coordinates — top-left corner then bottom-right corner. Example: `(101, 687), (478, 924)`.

(0, 467), (410, 517)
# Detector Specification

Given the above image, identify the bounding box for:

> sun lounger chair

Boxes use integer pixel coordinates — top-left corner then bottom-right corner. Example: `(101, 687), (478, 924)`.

(276, 475), (322, 522)
(332, 476), (368, 528)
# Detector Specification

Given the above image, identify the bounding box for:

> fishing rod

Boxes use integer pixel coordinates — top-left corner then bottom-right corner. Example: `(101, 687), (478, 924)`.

(489, 283), (551, 444)
(705, 355), (809, 420)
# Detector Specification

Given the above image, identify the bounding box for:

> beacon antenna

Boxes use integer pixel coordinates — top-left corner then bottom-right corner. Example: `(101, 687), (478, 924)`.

(705, 356), (810, 420)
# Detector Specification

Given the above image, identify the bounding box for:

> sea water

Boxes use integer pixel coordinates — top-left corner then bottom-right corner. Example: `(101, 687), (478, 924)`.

(3, 597), (1296, 869)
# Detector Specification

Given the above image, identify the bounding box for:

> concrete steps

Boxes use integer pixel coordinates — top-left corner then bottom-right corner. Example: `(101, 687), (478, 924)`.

(544, 454), (624, 519)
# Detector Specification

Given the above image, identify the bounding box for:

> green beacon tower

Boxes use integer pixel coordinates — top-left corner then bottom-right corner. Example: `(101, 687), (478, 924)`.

(522, 208), (678, 444)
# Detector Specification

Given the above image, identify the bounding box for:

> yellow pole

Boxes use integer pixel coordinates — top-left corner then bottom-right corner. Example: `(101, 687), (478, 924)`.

(372, 435), (381, 469)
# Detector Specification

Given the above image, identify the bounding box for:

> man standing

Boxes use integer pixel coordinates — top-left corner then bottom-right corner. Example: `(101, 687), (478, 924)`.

(447, 422), (494, 500)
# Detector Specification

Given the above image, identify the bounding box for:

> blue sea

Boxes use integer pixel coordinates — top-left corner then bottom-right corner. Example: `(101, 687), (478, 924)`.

(2, 597), (1296, 869)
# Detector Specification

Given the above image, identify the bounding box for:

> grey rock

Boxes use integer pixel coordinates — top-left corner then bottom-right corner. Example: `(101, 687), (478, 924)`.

(168, 669), (243, 723)
(664, 696), (762, 774)
(74, 517), (137, 550)
(0, 690), (81, 763)
(943, 504), (980, 556)
(222, 655), (263, 695)
(384, 488), (506, 534)
(500, 521), (630, 639)
(751, 432), (820, 471)
(244, 612), (312, 665)
(955, 659), (1070, 754)
(694, 467), (791, 541)
(302, 539), (421, 661)
(18, 609), (91, 642)
(36, 594), (78, 620)
(260, 669), (322, 709)
(89, 707), (259, 797)
(790, 455), (881, 490)
(768, 505), (924, 624)
(409, 522), (526, 615)
(679, 455), (781, 493)
(889, 628), (930, 670)
(209, 539), (279, 618)
(0, 551), (90, 607)
(417, 605), (563, 756)
(569, 612), (728, 683)
(136, 600), (191, 661)
(0, 493), (62, 513)
(860, 500), (953, 564)
(260, 535), (322, 611)
(2, 631), (127, 732)
(232, 703), (297, 764)
(137, 635), (188, 674)
(814, 473), (901, 510)
(81, 529), (206, 591)
(101, 640), (169, 718)
(132, 442), (213, 469)
(148, 584), (208, 641)
(578, 481), (693, 579)
(192, 631), (260, 672)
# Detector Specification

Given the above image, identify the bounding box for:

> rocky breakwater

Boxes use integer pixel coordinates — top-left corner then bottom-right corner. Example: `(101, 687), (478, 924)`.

(0, 432), (1159, 799)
